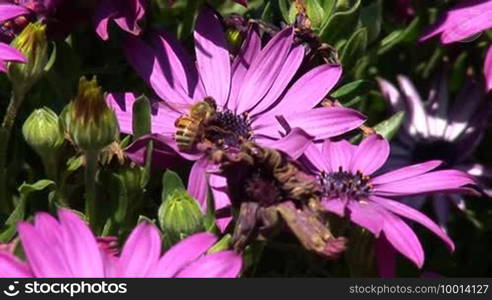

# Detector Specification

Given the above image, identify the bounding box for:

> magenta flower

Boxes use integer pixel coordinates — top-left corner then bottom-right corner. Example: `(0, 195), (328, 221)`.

(108, 9), (365, 224)
(378, 75), (492, 228)
(303, 134), (475, 270)
(420, 0), (492, 44)
(0, 2), (31, 41)
(94, 0), (147, 40)
(485, 45), (492, 92)
(0, 41), (26, 72)
(0, 209), (242, 278)
(0, 0), (85, 41)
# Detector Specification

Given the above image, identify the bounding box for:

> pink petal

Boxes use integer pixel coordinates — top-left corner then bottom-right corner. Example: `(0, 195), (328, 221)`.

(57, 209), (105, 277)
(266, 64), (343, 116)
(303, 144), (330, 172)
(283, 107), (366, 140)
(380, 210), (424, 268)
(347, 200), (384, 236)
(397, 75), (429, 137)
(175, 251), (242, 278)
(150, 30), (202, 99)
(93, 0), (115, 40)
(485, 45), (492, 92)
(18, 222), (72, 277)
(321, 197), (346, 216)
(194, 9), (231, 106)
(370, 196), (454, 251)
(0, 42), (27, 63)
(370, 160), (442, 185)
(374, 169), (475, 197)
(209, 175), (232, 211)
(350, 134), (390, 175)
(259, 128), (313, 159)
(0, 4), (29, 23)
(235, 27), (294, 113)
(154, 232), (217, 277)
(249, 45), (305, 116)
(106, 92), (137, 134)
(117, 222), (162, 277)
(229, 25), (261, 109)
(124, 133), (201, 168)
(124, 35), (193, 104)
(113, 0), (147, 36)
(0, 251), (33, 278)
(322, 139), (355, 172)
(188, 158), (211, 209)
(420, 0), (492, 44)
(377, 77), (405, 112)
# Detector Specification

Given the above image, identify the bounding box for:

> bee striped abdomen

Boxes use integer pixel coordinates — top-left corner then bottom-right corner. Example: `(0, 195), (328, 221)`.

(175, 116), (201, 152)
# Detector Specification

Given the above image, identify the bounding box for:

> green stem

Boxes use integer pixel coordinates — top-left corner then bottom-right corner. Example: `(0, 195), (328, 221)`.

(0, 89), (26, 213)
(84, 150), (99, 232)
(41, 153), (58, 181)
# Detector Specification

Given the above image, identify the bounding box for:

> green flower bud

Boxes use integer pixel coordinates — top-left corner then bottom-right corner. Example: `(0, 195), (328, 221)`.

(62, 77), (119, 152)
(22, 107), (64, 157)
(225, 28), (243, 53)
(158, 189), (204, 245)
(8, 21), (48, 93)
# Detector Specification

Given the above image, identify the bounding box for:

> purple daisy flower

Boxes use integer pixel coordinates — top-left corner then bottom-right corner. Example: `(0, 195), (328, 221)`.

(107, 9), (365, 227)
(0, 209), (242, 278)
(0, 40), (25, 72)
(94, 0), (147, 41)
(485, 45), (492, 92)
(378, 75), (492, 228)
(420, 0), (492, 44)
(0, 0), (87, 41)
(303, 134), (475, 271)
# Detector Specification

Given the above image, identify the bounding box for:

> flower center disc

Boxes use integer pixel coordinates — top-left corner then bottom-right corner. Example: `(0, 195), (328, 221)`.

(319, 168), (372, 200)
(205, 109), (253, 149)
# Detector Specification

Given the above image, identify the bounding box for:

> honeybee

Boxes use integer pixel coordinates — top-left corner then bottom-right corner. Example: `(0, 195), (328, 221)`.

(174, 97), (217, 152)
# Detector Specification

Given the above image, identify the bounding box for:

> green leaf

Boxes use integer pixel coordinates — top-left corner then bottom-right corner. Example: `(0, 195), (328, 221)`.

(161, 170), (186, 202)
(207, 234), (232, 254)
(373, 111), (405, 140)
(261, 0), (274, 23)
(306, 0), (325, 28)
(0, 180), (55, 242)
(0, 196), (26, 242)
(132, 94), (151, 139)
(319, 0), (361, 44)
(340, 27), (368, 70)
(111, 174), (129, 224)
(137, 215), (155, 224)
(331, 80), (371, 99)
(320, 0), (336, 15)
(450, 52), (468, 93)
(18, 179), (55, 196)
(351, 111), (405, 143)
(66, 155), (84, 172)
(43, 42), (57, 72)
(377, 17), (420, 55)
(278, 0), (291, 23)
(360, 0), (382, 43)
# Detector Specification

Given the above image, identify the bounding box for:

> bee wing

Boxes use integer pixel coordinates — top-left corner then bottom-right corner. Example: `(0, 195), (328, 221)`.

(158, 101), (192, 113)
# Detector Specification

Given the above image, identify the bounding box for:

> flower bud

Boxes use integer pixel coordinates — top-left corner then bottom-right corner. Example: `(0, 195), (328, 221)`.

(158, 189), (204, 245)
(62, 77), (119, 152)
(22, 107), (64, 157)
(225, 28), (243, 53)
(8, 21), (48, 92)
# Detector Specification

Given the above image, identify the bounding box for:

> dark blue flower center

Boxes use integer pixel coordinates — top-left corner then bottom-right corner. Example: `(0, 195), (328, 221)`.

(319, 167), (372, 200)
(205, 109), (253, 149)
